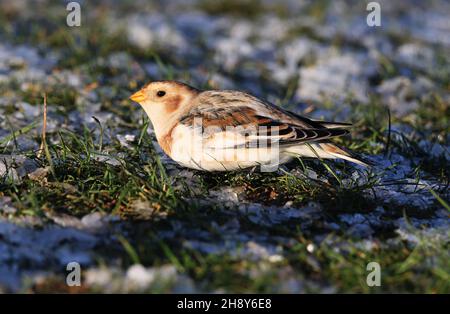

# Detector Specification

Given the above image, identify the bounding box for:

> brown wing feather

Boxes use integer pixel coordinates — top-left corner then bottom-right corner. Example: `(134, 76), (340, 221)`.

(179, 90), (349, 148)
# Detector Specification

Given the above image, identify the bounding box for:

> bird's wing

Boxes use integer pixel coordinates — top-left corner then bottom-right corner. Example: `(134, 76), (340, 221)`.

(287, 110), (353, 129)
(178, 90), (349, 149)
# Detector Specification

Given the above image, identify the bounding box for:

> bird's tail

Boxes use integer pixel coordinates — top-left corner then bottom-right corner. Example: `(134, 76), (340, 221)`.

(319, 143), (369, 167)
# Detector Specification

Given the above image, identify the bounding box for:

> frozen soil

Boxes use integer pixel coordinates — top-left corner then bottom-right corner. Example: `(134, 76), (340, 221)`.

(0, 0), (448, 293)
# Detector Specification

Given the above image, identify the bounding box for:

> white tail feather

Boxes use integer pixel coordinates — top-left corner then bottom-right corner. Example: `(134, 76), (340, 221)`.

(327, 152), (369, 167)
(319, 143), (369, 167)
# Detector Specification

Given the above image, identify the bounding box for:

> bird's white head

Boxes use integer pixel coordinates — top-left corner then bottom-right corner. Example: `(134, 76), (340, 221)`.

(130, 81), (199, 137)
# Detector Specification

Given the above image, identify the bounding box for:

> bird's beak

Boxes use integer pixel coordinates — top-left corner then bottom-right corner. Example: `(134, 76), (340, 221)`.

(129, 90), (146, 103)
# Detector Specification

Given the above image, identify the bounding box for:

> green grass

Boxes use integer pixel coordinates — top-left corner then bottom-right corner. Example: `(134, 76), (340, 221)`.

(25, 219), (450, 293)
(1, 76), (448, 292)
(1, 119), (186, 218)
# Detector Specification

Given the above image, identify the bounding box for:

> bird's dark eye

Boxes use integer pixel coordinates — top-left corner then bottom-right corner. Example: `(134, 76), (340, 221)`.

(156, 90), (166, 97)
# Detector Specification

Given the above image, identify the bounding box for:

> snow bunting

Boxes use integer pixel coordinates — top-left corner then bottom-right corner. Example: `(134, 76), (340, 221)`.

(130, 81), (367, 171)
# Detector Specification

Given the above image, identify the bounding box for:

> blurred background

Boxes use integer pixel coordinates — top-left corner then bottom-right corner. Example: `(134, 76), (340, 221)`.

(1, 0), (448, 115)
(0, 0), (448, 293)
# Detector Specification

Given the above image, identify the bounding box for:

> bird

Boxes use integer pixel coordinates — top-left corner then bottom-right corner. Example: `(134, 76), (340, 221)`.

(129, 80), (367, 171)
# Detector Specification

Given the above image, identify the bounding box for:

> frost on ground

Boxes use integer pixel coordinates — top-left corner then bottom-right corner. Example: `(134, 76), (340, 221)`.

(0, 0), (449, 293)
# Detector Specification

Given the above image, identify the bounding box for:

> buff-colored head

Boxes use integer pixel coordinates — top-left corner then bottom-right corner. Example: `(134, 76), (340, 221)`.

(130, 81), (199, 138)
